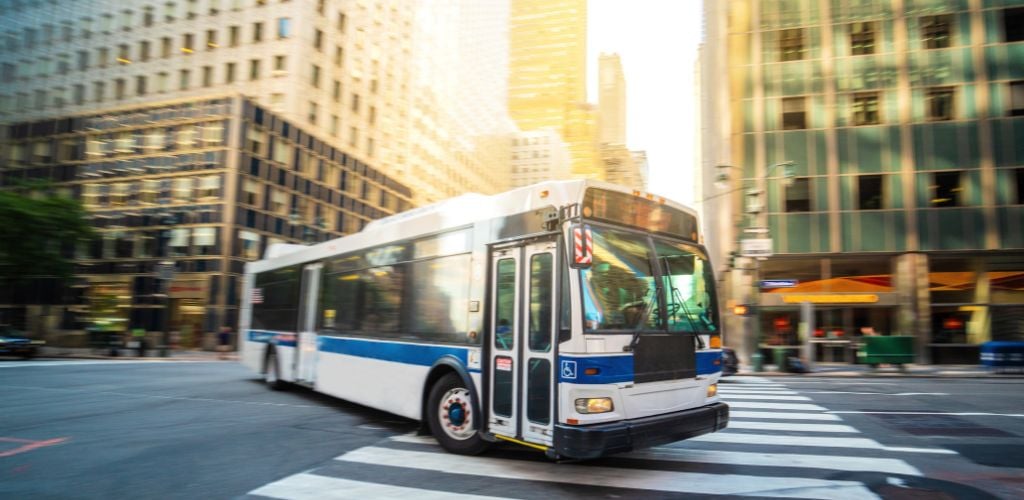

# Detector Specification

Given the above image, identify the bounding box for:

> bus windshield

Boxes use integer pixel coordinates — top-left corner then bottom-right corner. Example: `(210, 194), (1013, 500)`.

(580, 226), (718, 333)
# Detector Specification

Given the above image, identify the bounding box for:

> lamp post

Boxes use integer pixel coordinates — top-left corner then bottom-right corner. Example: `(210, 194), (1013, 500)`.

(714, 161), (796, 371)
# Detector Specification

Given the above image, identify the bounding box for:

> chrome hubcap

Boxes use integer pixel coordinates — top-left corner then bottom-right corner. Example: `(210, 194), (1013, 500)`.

(438, 387), (474, 441)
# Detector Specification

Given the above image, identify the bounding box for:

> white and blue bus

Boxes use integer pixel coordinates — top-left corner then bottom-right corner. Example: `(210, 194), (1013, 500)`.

(240, 180), (728, 459)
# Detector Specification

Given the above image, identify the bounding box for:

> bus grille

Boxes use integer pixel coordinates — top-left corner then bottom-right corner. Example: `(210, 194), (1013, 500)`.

(633, 333), (697, 383)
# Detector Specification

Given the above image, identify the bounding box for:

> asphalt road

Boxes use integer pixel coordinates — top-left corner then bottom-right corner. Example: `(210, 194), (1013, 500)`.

(1, 359), (1022, 499)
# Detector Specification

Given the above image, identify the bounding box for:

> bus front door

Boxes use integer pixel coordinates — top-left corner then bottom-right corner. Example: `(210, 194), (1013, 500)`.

(488, 240), (557, 448)
(295, 263), (321, 386)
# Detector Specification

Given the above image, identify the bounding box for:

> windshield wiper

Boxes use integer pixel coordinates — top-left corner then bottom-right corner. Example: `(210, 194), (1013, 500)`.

(661, 256), (706, 350)
(627, 285), (660, 351)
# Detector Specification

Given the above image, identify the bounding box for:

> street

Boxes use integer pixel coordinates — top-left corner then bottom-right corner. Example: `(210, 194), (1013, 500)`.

(1, 360), (1022, 499)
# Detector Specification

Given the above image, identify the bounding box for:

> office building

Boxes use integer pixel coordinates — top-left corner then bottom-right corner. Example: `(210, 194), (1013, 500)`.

(508, 0), (601, 179)
(0, 95), (410, 344)
(0, 0), (510, 207)
(701, 0), (1024, 364)
(510, 128), (571, 188)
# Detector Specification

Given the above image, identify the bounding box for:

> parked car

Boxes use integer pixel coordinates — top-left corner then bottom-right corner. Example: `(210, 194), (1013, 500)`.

(0, 326), (44, 359)
(721, 347), (739, 376)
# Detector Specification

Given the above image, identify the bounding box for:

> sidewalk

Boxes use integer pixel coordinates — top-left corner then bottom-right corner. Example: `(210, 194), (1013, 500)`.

(37, 346), (233, 362)
(731, 362), (1024, 378)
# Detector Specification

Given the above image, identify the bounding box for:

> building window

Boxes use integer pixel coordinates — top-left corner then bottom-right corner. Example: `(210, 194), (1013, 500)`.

(368, 106), (376, 126)
(313, 28), (323, 50)
(308, 101), (318, 125)
(349, 126), (358, 147)
(157, 72), (169, 92)
(274, 54), (286, 71)
(351, 93), (360, 113)
(277, 17), (291, 39)
(169, 228), (190, 257)
(334, 45), (343, 67)
(921, 15), (952, 49)
(206, 29), (217, 49)
(115, 78), (126, 100)
(144, 6), (155, 26)
(1015, 168), (1024, 205)
(858, 175), (884, 209)
(311, 64), (320, 88)
(162, 37), (172, 58)
(253, 22), (263, 42)
(202, 65), (213, 87)
(180, 69), (190, 90)
(94, 81), (105, 102)
(98, 47), (110, 68)
(1010, 81), (1024, 117)
(183, 33), (194, 53)
(850, 22), (876, 55)
(338, 12), (346, 33)
(1005, 7), (1024, 42)
(240, 230), (261, 260)
(118, 44), (131, 64)
(197, 175), (220, 199)
(270, 92), (284, 110)
(785, 177), (811, 212)
(932, 171), (961, 207)
(249, 59), (260, 80)
(136, 75), (147, 95)
(229, 25), (240, 47)
(73, 84), (85, 105)
(140, 40), (150, 61)
(926, 87), (955, 121)
(243, 179), (261, 206)
(330, 115), (339, 136)
(782, 96), (806, 129)
(77, 50), (89, 71)
(779, 28), (804, 61)
(852, 92), (880, 125)
(225, 62), (236, 83)
(332, 80), (341, 102)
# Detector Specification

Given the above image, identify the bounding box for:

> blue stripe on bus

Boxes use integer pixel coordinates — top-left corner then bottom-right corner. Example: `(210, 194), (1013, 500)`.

(696, 349), (723, 375)
(558, 355), (633, 384)
(247, 330), (297, 347)
(558, 350), (722, 384)
(318, 336), (477, 372)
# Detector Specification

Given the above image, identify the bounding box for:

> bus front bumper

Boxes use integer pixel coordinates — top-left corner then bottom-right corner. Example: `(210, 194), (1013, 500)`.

(552, 402), (729, 459)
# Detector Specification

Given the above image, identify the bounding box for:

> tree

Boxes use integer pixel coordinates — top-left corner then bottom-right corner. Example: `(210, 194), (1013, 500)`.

(0, 184), (96, 286)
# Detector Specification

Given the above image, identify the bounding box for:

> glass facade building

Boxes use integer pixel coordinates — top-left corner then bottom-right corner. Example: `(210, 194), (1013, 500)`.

(0, 95), (410, 346)
(701, 0), (1024, 364)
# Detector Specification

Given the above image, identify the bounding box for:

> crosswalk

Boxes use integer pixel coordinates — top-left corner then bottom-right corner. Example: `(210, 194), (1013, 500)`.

(247, 378), (954, 499)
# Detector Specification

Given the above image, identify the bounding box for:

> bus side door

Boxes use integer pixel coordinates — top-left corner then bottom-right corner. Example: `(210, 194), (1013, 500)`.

(488, 240), (557, 447)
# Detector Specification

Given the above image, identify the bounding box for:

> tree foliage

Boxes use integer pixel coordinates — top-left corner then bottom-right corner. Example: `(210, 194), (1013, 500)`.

(0, 184), (95, 285)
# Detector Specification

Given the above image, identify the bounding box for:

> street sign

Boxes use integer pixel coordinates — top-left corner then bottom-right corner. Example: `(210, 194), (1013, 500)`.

(760, 279), (798, 288)
(740, 238), (773, 258)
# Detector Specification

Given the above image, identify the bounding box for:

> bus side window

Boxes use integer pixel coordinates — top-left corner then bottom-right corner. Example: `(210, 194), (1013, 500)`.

(559, 252), (571, 344)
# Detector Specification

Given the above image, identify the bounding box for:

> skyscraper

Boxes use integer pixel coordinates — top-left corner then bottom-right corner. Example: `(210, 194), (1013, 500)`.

(598, 53), (627, 145)
(508, 0), (600, 179)
(701, 0), (1024, 366)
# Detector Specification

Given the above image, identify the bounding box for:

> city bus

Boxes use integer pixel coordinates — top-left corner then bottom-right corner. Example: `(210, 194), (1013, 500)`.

(239, 180), (728, 459)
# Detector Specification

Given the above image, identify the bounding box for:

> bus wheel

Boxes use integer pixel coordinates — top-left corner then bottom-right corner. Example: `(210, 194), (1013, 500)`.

(264, 349), (286, 391)
(427, 373), (488, 455)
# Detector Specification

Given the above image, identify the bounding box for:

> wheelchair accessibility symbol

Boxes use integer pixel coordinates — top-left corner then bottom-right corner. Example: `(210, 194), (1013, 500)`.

(560, 360), (577, 380)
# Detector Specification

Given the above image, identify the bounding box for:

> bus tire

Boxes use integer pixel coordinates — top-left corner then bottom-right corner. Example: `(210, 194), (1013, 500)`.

(264, 349), (287, 391)
(427, 373), (488, 455)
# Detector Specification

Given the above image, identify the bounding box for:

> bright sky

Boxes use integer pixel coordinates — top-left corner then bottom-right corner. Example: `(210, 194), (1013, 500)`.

(588, 0), (705, 206)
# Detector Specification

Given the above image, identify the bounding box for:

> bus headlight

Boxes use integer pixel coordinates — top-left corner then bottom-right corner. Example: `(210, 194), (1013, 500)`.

(575, 397), (614, 414)
(707, 383), (718, 398)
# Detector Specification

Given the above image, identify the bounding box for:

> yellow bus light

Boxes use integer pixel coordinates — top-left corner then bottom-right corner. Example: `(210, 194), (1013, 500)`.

(575, 397), (613, 414)
(709, 336), (722, 348)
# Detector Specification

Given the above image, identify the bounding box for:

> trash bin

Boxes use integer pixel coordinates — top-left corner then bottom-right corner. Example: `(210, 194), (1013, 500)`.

(856, 336), (914, 367)
(773, 348), (788, 372)
(751, 351), (763, 372)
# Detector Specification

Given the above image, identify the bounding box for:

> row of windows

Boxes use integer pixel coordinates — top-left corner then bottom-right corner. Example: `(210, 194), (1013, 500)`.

(89, 226), (221, 260)
(777, 168), (1024, 212)
(2, 123), (225, 166)
(81, 175), (222, 208)
(3, 0), (350, 52)
(773, 8), (1024, 62)
(779, 82), (1024, 130)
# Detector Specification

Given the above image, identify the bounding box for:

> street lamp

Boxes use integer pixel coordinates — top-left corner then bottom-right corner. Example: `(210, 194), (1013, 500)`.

(715, 161), (797, 371)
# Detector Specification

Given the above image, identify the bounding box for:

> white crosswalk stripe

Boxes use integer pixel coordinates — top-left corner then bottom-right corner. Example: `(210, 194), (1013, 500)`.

(248, 380), (942, 499)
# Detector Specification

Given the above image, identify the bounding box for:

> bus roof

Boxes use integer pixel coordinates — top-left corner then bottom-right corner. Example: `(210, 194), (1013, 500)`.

(248, 180), (696, 274)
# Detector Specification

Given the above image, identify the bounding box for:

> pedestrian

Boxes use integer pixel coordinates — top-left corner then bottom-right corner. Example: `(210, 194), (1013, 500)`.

(217, 326), (233, 360)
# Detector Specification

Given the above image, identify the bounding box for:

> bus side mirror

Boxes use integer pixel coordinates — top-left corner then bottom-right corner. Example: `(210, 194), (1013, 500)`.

(569, 223), (593, 269)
